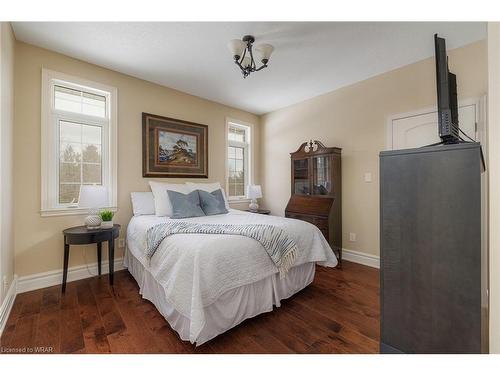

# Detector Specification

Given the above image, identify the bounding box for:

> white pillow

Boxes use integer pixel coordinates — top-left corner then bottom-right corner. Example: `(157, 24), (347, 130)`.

(130, 192), (156, 216)
(185, 182), (230, 210)
(149, 181), (189, 217)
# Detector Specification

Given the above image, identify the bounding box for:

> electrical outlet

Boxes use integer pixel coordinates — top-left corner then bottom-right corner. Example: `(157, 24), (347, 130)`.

(3, 275), (8, 293)
(349, 232), (357, 242)
(364, 172), (372, 183)
(118, 238), (125, 248)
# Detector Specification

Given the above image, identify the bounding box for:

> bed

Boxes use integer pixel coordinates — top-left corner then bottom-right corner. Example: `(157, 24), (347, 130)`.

(124, 209), (338, 345)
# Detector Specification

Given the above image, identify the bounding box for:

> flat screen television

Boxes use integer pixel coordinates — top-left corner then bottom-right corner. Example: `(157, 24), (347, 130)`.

(434, 34), (460, 144)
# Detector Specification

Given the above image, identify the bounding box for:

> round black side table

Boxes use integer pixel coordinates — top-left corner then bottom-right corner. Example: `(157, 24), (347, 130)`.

(62, 224), (120, 293)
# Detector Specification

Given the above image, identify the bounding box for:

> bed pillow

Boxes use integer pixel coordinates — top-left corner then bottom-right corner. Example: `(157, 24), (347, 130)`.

(130, 192), (155, 216)
(167, 190), (205, 219)
(149, 181), (189, 217)
(198, 189), (229, 216)
(185, 182), (230, 210)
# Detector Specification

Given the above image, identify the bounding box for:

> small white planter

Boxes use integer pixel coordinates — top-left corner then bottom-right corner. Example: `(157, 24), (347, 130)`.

(100, 220), (113, 229)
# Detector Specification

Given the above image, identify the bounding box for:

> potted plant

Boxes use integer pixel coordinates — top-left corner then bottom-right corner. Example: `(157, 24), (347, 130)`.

(100, 210), (114, 229)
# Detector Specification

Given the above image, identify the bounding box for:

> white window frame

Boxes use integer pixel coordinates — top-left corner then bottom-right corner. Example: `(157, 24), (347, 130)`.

(41, 69), (118, 217)
(225, 118), (253, 201)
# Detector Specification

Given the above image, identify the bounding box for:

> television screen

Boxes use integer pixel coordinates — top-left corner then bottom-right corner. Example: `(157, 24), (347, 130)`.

(434, 34), (460, 143)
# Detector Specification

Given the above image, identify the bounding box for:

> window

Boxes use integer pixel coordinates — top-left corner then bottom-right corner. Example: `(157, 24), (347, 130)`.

(41, 69), (117, 216)
(226, 120), (251, 200)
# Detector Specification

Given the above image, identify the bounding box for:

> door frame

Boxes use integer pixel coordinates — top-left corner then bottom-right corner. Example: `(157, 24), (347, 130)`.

(385, 97), (486, 151)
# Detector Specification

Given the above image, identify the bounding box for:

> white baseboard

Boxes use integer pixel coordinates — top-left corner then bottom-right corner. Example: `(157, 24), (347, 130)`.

(342, 248), (380, 269)
(17, 258), (125, 294)
(0, 275), (18, 337)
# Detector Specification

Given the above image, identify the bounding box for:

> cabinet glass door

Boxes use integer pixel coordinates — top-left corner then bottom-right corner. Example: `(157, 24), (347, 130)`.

(312, 156), (332, 195)
(293, 158), (310, 195)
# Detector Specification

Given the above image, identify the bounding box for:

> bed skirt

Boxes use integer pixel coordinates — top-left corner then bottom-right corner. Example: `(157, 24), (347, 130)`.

(124, 247), (315, 346)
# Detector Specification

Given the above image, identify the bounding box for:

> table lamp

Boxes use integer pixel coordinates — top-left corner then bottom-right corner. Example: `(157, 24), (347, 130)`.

(247, 185), (262, 212)
(78, 185), (108, 229)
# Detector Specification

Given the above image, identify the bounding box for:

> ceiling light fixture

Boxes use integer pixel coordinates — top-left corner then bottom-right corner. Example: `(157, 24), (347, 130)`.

(227, 35), (274, 78)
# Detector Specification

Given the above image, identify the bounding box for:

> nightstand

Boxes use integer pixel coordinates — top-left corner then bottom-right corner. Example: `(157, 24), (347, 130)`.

(245, 209), (271, 215)
(62, 224), (120, 293)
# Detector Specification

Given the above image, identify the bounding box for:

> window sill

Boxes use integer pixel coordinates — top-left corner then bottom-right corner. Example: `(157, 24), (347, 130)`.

(40, 206), (118, 217)
(228, 198), (251, 204)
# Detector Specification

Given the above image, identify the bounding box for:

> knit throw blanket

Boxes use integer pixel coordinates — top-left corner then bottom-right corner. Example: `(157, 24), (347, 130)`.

(146, 222), (298, 278)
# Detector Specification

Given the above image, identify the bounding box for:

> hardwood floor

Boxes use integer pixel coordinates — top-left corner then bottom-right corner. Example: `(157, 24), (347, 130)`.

(0, 261), (380, 354)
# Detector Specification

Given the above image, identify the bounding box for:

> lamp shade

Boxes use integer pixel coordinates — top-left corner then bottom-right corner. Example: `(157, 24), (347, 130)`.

(247, 185), (263, 199)
(255, 43), (274, 61)
(227, 39), (246, 59)
(78, 185), (108, 208)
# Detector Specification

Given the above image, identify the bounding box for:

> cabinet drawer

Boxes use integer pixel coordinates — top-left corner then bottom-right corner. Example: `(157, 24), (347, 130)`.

(314, 218), (328, 229)
(285, 212), (329, 240)
(285, 213), (315, 224)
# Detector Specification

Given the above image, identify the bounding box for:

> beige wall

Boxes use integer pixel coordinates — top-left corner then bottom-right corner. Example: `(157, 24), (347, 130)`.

(0, 23), (15, 305)
(260, 40), (487, 257)
(14, 41), (260, 277)
(488, 22), (500, 354)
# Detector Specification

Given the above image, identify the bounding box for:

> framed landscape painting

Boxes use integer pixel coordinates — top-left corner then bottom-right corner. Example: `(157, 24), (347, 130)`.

(142, 113), (208, 178)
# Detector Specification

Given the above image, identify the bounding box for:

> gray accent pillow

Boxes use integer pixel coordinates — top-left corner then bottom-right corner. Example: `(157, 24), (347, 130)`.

(167, 190), (205, 219)
(198, 189), (229, 216)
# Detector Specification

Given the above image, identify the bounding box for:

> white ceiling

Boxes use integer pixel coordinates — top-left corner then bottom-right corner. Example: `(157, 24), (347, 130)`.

(12, 22), (486, 115)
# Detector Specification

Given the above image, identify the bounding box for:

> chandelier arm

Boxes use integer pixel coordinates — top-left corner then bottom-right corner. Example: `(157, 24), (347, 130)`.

(235, 60), (246, 74)
(254, 64), (268, 72)
(248, 44), (256, 71)
(240, 47), (247, 64)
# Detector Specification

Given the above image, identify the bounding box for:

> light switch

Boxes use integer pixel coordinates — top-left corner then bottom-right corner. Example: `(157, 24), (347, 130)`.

(364, 172), (372, 183)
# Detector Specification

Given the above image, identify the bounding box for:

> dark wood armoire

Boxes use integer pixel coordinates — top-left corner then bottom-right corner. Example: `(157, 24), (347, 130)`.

(285, 140), (342, 262)
(380, 142), (488, 353)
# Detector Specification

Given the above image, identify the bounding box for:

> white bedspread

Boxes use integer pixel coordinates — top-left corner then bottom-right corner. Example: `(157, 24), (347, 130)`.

(126, 209), (337, 342)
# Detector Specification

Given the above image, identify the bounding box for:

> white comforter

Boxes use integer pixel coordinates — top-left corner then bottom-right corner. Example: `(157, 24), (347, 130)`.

(126, 209), (337, 341)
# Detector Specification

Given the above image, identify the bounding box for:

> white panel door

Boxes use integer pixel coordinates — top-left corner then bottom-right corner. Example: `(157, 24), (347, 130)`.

(391, 104), (477, 150)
